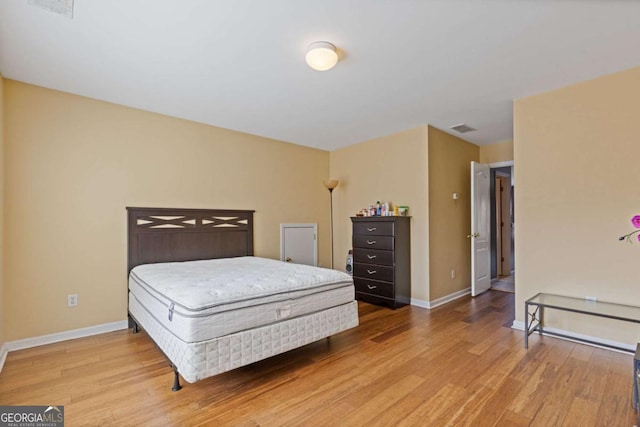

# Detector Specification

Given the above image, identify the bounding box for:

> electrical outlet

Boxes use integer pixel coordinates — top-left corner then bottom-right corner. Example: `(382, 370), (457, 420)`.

(68, 293), (78, 307)
(451, 269), (456, 279)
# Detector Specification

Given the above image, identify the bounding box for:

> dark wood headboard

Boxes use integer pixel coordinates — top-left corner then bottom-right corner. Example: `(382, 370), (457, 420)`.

(127, 207), (254, 273)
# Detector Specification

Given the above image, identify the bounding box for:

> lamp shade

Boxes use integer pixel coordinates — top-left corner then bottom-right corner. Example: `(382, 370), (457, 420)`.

(305, 42), (338, 71)
(323, 179), (339, 190)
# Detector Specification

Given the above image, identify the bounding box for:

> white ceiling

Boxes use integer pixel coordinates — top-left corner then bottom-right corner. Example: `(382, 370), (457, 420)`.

(1, 1), (639, 150)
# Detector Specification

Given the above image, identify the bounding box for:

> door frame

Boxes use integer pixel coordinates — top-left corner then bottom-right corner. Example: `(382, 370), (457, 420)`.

(280, 223), (318, 266)
(489, 160), (514, 282)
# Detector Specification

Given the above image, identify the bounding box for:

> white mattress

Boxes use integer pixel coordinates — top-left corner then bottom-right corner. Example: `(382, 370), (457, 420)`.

(128, 257), (355, 343)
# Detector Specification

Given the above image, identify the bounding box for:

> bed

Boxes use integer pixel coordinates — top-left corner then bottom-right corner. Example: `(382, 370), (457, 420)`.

(126, 207), (359, 391)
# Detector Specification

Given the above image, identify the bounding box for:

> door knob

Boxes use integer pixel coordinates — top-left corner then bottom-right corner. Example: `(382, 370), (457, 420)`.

(467, 233), (480, 238)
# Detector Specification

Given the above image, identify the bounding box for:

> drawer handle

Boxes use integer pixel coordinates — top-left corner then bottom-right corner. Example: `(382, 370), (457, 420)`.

(367, 285), (377, 290)
(367, 254), (377, 259)
(367, 227), (377, 232)
(367, 269), (377, 275)
(366, 240), (377, 245)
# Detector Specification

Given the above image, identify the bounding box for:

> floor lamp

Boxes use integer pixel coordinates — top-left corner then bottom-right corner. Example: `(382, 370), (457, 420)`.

(323, 179), (339, 269)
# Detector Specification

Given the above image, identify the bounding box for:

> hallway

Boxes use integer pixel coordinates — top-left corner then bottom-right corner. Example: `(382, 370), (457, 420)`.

(492, 275), (514, 293)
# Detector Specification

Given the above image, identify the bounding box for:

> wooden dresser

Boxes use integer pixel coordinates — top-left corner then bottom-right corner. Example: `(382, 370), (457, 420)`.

(351, 216), (411, 309)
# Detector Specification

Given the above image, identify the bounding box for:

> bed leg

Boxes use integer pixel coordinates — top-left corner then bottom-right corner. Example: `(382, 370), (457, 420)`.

(128, 316), (140, 334)
(171, 365), (182, 392)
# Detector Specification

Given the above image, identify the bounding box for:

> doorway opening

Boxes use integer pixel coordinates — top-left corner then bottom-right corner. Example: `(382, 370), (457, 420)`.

(490, 165), (514, 293)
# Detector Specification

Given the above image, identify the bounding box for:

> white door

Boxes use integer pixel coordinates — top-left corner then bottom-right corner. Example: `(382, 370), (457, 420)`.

(280, 224), (317, 266)
(471, 162), (491, 296)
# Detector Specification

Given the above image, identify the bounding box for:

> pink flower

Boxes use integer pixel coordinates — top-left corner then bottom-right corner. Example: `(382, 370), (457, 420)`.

(619, 214), (640, 243)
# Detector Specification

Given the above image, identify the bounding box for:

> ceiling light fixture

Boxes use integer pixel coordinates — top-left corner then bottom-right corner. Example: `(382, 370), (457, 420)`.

(305, 42), (339, 71)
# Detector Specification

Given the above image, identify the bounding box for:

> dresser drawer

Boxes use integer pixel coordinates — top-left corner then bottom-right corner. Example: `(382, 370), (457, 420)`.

(353, 263), (394, 283)
(353, 248), (394, 266)
(353, 235), (394, 251)
(353, 221), (394, 236)
(354, 278), (394, 298)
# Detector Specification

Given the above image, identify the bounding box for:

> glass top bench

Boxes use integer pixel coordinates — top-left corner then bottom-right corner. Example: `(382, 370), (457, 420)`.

(525, 292), (640, 353)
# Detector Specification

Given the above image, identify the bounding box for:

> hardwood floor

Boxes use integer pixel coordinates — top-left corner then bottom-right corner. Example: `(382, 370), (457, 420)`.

(491, 275), (515, 293)
(0, 291), (635, 426)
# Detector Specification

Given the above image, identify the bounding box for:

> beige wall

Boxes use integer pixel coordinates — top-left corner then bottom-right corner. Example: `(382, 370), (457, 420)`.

(515, 66), (640, 344)
(4, 80), (331, 341)
(428, 127), (479, 300)
(0, 75), (4, 347)
(479, 140), (513, 164)
(330, 127), (430, 301)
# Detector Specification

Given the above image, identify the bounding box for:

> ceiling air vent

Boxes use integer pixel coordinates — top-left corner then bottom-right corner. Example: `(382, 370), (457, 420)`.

(28, 0), (74, 19)
(449, 123), (477, 134)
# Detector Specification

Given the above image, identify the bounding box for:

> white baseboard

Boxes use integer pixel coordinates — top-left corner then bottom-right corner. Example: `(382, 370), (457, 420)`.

(511, 320), (634, 353)
(511, 320), (525, 330)
(4, 320), (129, 353)
(0, 342), (8, 373)
(429, 288), (471, 309)
(410, 298), (430, 309)
(411, 287), (471, 309)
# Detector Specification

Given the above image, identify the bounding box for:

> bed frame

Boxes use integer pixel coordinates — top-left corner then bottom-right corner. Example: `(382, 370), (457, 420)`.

(127, 207), (255, 390)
